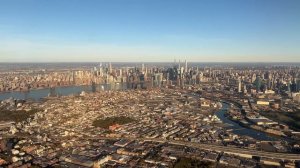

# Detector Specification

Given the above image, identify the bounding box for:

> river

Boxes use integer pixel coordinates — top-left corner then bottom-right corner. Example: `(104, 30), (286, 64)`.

(216, 103), (282, 141)
(0, 83), (127, 101)
(0, 86), (283, 141)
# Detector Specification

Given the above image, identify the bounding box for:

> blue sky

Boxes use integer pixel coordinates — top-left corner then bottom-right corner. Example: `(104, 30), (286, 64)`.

(0, 0), (300, 62)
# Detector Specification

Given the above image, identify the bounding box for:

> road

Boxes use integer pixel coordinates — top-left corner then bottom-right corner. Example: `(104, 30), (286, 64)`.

(54, 111), (300, 161)
(95, 136), (300, 161)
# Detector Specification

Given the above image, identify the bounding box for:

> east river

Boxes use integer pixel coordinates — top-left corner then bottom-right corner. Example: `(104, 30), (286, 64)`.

(0, 83), (127, 101)
(0, 85), (283, 141)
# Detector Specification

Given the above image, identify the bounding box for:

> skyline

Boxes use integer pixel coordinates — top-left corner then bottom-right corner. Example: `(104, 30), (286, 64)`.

(1, 0), (300, 62)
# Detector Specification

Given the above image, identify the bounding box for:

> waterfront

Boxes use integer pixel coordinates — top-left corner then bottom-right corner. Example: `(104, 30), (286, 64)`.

(0, 83), (127, 101)
(0, 86), (281, 142)
(216, 103), (283, 141)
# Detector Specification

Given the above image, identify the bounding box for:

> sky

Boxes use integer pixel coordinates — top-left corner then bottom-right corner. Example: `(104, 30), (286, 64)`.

(0, 0), (300, 62)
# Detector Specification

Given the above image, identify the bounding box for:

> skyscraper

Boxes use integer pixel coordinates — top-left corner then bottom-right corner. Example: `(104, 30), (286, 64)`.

(297, 78), (300, 92)
(185, 60), (188, 73)
(109, 62), (112, 74)
(254, 76), (262, 92)
(238, 78), (242, 93)
(142, 63), (145, 73)
(99, 63), (103, 77)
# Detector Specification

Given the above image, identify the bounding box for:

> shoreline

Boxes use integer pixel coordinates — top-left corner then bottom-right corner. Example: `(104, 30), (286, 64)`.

(224, 110), (296, 142)
(0, 83), (130, 101)
(0, 82), (132, 95)
(0, 84), (92, 94)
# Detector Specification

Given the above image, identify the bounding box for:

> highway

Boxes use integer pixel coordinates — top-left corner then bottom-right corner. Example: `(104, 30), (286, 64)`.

(165, 139), (300, 161)
(55, 117), (300, 161)
(8, 125), (300, 161)
(96, 136), (300, 161)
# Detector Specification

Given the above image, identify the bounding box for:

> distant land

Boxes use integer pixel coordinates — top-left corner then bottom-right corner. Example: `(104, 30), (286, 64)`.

(1, 62), (300, 71)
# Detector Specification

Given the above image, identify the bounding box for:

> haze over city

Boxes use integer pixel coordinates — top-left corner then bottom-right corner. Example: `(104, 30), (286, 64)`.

(1, 0), (300, 62)
(2, 1), (300, 168)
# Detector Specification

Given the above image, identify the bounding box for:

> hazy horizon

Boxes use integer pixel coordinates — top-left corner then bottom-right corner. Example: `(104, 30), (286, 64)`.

(1, 61), (300, 64)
